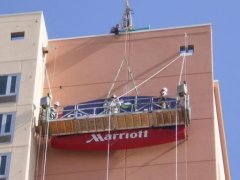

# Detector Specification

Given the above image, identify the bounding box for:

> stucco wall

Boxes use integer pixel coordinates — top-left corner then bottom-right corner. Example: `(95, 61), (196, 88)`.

(0, 12), (47, 180)
(38, 25), (220, 180)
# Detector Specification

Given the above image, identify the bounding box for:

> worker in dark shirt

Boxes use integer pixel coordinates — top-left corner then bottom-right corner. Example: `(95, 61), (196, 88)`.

(110, 24), (120, 35)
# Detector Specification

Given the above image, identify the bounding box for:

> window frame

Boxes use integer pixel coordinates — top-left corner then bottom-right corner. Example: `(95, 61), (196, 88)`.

(0, 74), (20, 97)
(0, 153), (11, 180)
(0, 112), (15, 144)
(179, 45), (194, 56)
(10, 31), (25, 41)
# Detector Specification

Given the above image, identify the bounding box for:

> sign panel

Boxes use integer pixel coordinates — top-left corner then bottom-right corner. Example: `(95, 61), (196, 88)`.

(51, 126), (185, 151)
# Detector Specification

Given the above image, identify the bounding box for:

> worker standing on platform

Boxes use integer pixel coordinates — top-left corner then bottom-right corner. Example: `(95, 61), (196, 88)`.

(158, 87), (169, 109)
(110, 94), (122, 113)
(104, 94), (122, 114)
(50, 101), (60, 119)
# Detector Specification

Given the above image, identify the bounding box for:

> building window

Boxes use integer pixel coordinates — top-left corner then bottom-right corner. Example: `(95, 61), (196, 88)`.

(11, 31), (25, 41)
(180, 45), (194, 56)
(0, 153), (10, 180)
(0, 75), (19, 103)
(0, 113), (15, 143)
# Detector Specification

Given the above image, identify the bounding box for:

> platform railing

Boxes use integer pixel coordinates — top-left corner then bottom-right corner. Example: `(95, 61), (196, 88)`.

(54, 97), (180, 120)
(38, 96), (190, 136)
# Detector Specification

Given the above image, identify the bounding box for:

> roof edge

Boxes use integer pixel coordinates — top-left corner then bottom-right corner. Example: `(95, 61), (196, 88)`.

(0, 11), (43, 18)
(49, 23), (212, 42)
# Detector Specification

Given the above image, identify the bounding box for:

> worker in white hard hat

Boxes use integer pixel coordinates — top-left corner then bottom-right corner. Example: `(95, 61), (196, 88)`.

(159, 87), (169, 109)
(50, 101), (60, 119)
(104, 94), (122, 114)
(110, 94), (122, 113)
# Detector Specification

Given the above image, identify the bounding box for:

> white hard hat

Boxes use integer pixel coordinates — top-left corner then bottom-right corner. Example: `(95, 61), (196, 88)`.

(161, 87), (168, 92)
(54, 101), (60, 106)
(111, 94), (117, 98)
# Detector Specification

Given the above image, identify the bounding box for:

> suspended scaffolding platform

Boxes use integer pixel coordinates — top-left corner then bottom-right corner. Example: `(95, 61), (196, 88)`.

(38, 96), (190, 150)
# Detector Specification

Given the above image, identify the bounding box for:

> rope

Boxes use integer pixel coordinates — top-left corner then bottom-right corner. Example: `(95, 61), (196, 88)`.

(184, 33), (188, 82)
(107, 58), (125, 98)
(184, 97), (188, 180)
(106, 28), (139, 179)
(35, 125), (42, 179)
(45, 66), (53, 96)
(123, 31), (138, 95)
(124, 149), (127, 180)
(184, 32), (188, 180)
(106, 111), (112, 180)
(175, 53), (186, 180)
(123, 56), (139, 96)
(175, 99), (179, 180)
(41, 64), (54, 180)
(179, 55), (186, 85)
(119, 54), (181, 98)
(108, 29), (138, 98)
(42, 56), (56, 180)
(107, 30), (129, 98)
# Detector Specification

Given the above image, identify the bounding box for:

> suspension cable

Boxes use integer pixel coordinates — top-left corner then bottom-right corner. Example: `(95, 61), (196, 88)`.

(119, 54), (181, 98)
(124, 56), (139, 96)
(35, 125), (42, 179)
(123, 31), (139, 95)
(175, 54), (186, 180)
(106, 111), (112, 180)
(184, 95), (189, 180)
(107, 58), (125, 98)
(108, 30), (139, 97)
(107, 30), (129, 98)
(184, 33), (188, 82)
(184, 32), (189, 180)
(41, 62), (54, 180)
(41, 49), (63, 178)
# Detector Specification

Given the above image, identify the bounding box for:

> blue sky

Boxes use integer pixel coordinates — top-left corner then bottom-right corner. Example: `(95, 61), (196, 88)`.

(0, 0), (239, 179)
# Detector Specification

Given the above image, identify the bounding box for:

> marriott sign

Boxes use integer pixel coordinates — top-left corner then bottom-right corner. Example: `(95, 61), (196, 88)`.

(51, 126), (185, 150)
(86, 130), (148, 143)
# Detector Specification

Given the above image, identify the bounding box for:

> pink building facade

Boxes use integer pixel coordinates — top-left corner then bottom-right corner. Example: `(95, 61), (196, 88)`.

(37, 24), (230, 180)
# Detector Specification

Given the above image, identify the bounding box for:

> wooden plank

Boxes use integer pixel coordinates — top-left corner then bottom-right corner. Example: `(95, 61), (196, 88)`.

(87, 119), (96, 132)
(156, 111), (165, 126)
(49, 121), (58, 135)
(79, 119), (88, 132)
(125, 114), (133, 128)
(95, 117), (105, 131)
(103, 117), (109, 129)
(132, 114), (141, 128)
(132, 114), (141, 127)
(56, 121), (66, 134)
(101, 116), (115, 130)
(46, 108), (190, 136)
(170, 111), (177, 124)
(113, 116), (119, 129)
(116, 115), (126, 129)
(163, 111), (171, 125)
(64, 120), (74, 133)
(73, 119), (81, 133)
(147, 112), (156, 126)
(140, 113), (150, 127)
(110, 116), (115, 130)
(178, 109), (185, 124)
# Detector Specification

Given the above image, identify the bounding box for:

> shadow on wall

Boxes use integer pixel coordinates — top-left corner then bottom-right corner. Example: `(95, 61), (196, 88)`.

(46, 36), (114, 78)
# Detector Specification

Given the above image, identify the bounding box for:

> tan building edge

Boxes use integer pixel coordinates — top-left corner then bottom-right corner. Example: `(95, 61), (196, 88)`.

(0, 12), (230, 180)
(0, 12), (47, 179)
